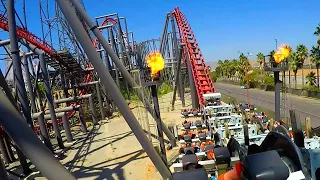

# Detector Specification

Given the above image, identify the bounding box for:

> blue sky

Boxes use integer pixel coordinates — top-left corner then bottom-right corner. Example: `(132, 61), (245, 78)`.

(1, 0), (320, 72)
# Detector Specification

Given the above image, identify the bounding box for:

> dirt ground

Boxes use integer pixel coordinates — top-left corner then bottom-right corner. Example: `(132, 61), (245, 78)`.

(15, 91), (194, 180)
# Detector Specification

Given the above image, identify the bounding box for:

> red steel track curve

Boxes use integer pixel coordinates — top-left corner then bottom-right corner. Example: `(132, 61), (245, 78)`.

(93, 17), (117, 47)
(93, 17), (132, 53)
(173, 7), (216, 107)
(0, 14), (92, 133)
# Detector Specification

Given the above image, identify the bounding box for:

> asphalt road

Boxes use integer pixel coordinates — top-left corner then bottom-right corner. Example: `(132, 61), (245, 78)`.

(215, 83), (320, 128)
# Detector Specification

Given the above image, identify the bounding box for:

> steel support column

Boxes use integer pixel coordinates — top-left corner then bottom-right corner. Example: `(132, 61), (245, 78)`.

(22, 53), (37, 113)
(89, 95), (99, 124)
(96, 83), (106, 120)
(20, 40), (64, 149)
(171, 46), (183, 109)
(7, 1), (33, 174)
(56, 1), (172, 178)
(36, 112), (53, 151)
(151, 84), (167, 165)
(159, 13), (169, 56)
(69, 0), (176, 147)
(170, 12), (184, 103)
(274, 71), (280, 122)
(62, 114), (73, 143)
(7, 0), (33, 129)
(185, 46), (199, 109)
(0, 91), (76, 180)
(109, 28), (120, 88)
(78, 106), (88, 133)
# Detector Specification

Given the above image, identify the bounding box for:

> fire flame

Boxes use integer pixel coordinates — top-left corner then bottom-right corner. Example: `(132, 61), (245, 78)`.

(273, 44), (291, 64)
(146, 51), (165, 76)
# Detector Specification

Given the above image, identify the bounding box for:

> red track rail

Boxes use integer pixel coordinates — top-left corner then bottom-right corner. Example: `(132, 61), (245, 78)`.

(0, 14), (92, 133)
(93, 17), (132, 52)
(173, 7), (215, 107)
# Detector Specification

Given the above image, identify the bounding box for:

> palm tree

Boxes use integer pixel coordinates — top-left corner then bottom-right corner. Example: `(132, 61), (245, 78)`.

(217, 60), (223, 76)
(313, 24), (320, 45)
(230, 59), (239, 81)
(223, 59), (230, 78)
(239, 53), (251, 83)
(256, 52), (264, 69)
(306, 72), (317, 87)
(310, 45), (320, 87)
(288, 51), (299, 89)
(269, 50), (276, 56)
(296, 44), (308, 87)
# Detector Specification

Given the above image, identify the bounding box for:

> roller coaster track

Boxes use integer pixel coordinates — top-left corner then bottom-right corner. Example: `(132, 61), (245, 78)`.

(173, 7), (216, 107)
(0, 14), (92, 133)
(93, 17), (132, 53)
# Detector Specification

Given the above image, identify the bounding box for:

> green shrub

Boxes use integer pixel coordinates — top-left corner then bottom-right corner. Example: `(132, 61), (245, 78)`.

(158, 82), (173, 96)
(302, 86), (320, 92)
(264, 76), (274, 86)
(210, 71), (217, 82)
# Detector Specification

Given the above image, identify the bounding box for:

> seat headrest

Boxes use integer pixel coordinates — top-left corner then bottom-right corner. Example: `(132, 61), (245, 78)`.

(199, 133), (206, 141)
(242, 150), (289, 180)
(204, 144), (215, 152)
(184, 147), (195, 154)
(214, 147), (231, 165)
(172, 168), (207, 180)
(184, 123), (191, 129)
(184, 135), (192, 143)
(182, 154), (198, 168)
(195, 120), (202, 127)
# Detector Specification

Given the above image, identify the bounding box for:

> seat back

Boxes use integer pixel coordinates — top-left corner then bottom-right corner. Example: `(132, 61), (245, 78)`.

(184, 123), (191, 130)
(195, 120), (202, 127)
(184, 135), (192, 143)
(172, 168), (207, 180)
(184, 146), (195, 154)
(182, 154), (198, 167)
(199, 133), (206, 141)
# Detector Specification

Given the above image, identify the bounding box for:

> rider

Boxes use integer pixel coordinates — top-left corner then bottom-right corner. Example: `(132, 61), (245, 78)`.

(217, 162), (243, 180)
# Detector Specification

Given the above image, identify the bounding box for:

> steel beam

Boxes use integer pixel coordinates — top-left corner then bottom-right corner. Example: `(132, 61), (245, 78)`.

(36, 112), (53, 151)
(56, 1), (172, 178)
(23, 54), (52, 150)
(35, 105), (87, 133)
(275, 71), (280, 122)
(170, 15), (184, 106)
(7, 0), (33, 129)
(22, 53), (37, 113)
(96, 83), (106, 120)
(109, 28), (120, 88)
(151, 84), (167, 164)
(95, 13), (117, 20)
(0, 90), (76, 180)
(54, 94), (92, 103)
(159, 13), (169, 56)
(32, 112), (73, 143)
(77, 80), (99, 87)
(0, 39), (10, 46)
(54, 94), (98, 124)
(20, 40), (64, 149)
(171, 46), (184, 109)
(98, 24), (113, 30)
(69, 0), (176, 147)
(185, 46), (199, 108)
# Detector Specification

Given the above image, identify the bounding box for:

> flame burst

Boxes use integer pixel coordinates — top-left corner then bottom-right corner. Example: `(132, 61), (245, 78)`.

(146, 51), (165, 76)
(273, 44), (291, 64)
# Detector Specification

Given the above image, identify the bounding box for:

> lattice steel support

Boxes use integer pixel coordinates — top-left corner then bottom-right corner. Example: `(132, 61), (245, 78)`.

(56, 1), (172, 178)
